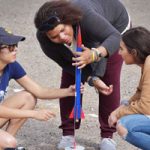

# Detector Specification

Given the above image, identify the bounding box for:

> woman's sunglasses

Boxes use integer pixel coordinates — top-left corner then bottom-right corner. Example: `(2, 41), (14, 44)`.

(0, 44), (18, 52)
(39, 16), (61, 32)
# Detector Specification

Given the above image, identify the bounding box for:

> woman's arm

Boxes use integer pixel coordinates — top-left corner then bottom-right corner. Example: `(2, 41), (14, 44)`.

(73, 10), (121, 66)
(82, 10), (121, 56)
(16, 75), (77, 99)
(72, 10), (121, 81)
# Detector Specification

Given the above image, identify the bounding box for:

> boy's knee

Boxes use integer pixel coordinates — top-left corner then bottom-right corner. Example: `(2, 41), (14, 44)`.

(116, 124), (128, 138)
(21, 91), (37, 108)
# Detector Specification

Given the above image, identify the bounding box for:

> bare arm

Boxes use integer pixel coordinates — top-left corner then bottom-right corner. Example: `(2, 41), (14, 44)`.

(17, 75), (76, 99)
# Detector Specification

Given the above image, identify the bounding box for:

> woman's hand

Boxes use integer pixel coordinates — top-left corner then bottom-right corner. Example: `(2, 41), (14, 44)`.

(93, 78), (113, 95)
(72, 45), (93, 69)
(108, 111), (118, 127)
(33, 109), (56, 121)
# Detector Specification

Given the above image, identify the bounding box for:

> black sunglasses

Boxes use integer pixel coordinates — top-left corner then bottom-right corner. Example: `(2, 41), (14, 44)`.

(0, 44), (18, 52)
(39, 16), (61, 32)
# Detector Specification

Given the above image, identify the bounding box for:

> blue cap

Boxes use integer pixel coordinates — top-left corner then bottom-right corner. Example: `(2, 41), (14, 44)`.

(0, 27), (25, 45)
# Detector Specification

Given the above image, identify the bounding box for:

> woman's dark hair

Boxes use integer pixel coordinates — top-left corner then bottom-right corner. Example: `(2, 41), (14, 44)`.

(122, 26), (150, 64)
(34, 0), (82, 31)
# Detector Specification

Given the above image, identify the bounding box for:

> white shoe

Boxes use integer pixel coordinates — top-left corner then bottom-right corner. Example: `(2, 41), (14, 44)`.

(100, 138), (116, 150)
(57, 136), (85, 150)
(57, 136), (75, 150)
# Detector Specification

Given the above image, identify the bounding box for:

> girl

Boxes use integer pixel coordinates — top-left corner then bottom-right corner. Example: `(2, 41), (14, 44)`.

(108, 27), (150, 150)
(0, 27), (77, 150)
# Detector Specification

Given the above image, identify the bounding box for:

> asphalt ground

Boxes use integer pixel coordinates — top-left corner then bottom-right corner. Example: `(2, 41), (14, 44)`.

(0, 0), (150, 149)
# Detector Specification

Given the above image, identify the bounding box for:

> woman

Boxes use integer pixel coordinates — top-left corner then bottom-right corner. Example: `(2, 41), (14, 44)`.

(108, 27), (150, 150)
(0, 27), (77, 150)
(34, 0), (130, 149)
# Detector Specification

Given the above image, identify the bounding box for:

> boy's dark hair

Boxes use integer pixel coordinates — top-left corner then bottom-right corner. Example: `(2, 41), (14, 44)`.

(122, 26), (150, 64)
(34, 0), (82, 31)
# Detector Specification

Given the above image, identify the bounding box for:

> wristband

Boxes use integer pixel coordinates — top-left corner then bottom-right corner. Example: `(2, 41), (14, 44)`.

(91, 48), (103, 57)
(88, 77), (94, 86)
(88, 76), (99, 86)
(91, 51), (95, 62)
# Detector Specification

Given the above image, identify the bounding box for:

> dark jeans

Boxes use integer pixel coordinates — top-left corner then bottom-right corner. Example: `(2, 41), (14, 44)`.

(59, 51), (123, 138)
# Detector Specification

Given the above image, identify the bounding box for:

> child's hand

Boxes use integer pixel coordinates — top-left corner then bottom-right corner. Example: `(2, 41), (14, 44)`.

(33, 109), (56, 121)
(68, 83), (84, 96)
(108, 111), (118, 127)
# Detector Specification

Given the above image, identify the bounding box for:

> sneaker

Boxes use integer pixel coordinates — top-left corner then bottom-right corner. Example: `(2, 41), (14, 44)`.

(57, 135), (75, 150)
(100, 138), (116, 150)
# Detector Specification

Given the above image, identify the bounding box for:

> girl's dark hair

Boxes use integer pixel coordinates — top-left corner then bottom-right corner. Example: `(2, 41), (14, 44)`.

(122, 26), (150, 64)
(34, 0), (82, 30)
